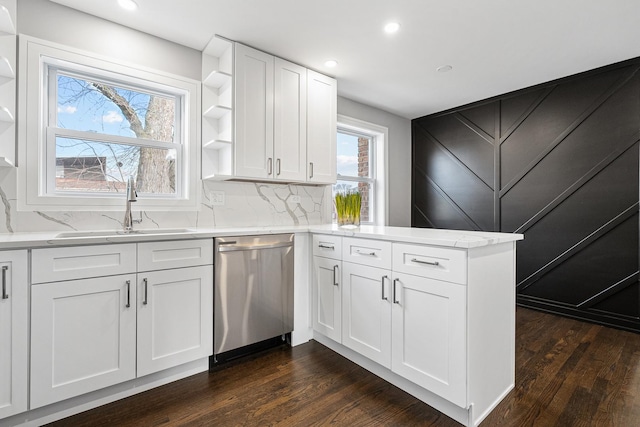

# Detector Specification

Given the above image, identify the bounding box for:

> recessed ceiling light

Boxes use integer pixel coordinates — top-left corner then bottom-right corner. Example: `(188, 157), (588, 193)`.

(324, 60), (338, 68)
(117, 0), (138, 11)
(436, 65), (453, 73)
(384, 22), (400, 34)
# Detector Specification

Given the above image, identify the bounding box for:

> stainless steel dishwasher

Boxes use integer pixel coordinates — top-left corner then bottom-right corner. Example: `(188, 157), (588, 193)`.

(214, 234), (294, 357)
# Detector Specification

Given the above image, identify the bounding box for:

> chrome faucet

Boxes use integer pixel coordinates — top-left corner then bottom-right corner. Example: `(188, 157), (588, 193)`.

(123, 177), (137, 232)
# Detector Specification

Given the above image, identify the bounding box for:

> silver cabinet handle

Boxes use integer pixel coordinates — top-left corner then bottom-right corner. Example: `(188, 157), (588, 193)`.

(267, 157), (273, 175)
(318, 244), (335, 250)
(1, 266), (8, 300)
(381, 275), (388, 301)
(143, 278), (148, 305)
(125, 280), (131, 308)
(393, 278), (399, 304)
(276, 158), (281, 176)
(356, 250), (376, 256)
(411, 258), (440, 266)
(333, 265), (339, 287)
(309, 162), (314, 178)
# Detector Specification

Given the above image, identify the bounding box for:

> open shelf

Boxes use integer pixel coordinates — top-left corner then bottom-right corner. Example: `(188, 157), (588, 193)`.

(202, 173), (232, 181)
(203, 105), (231, 119)
(203, 139), (232, 150)
(0, 5), (15, 35)
(0, 56), (13, 78)
(0, 156), (14, 167)
(0, 106), (13, 122)
(203, 70), (231, 88)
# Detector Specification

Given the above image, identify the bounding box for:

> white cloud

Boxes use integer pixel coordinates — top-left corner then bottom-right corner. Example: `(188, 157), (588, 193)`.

(337, 155), (357, 166)
(57, 105), (77, 114)
(103, 111), (124, 123)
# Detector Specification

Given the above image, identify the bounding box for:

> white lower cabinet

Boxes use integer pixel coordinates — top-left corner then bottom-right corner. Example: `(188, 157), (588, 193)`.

(312, 256), (342, 342)
(30, 240), (214, 409)
(340, 264), (466, 406)
(137, 266), (213, 377)
(0, 251), (28, 420)
(391, 272), (467, 407)
(341, 262), (391, 368)
(30, 274), (138, 409)
(312, 234), (517, 427)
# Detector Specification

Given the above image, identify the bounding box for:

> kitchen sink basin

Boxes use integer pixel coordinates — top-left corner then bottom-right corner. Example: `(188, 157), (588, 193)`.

(55, 228), (194, 238)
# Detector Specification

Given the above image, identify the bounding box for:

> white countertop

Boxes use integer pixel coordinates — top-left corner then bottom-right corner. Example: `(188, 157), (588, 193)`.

(0, 224), (523, 250)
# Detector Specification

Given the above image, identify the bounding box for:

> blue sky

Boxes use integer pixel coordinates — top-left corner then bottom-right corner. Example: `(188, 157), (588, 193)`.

(337, 131), (358, 176)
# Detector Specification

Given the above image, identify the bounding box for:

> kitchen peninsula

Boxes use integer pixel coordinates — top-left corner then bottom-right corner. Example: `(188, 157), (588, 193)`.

(0, 225), (522, 427)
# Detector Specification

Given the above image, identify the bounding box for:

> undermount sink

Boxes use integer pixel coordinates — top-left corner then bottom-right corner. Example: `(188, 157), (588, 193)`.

(55, 228), (194, 238)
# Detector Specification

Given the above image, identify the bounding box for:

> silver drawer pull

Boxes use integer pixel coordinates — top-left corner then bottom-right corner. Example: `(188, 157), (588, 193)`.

(143, 278), (148, 305)
(125, 280), (131, 308)
(411, 258), (439, 266)
(355, 250), (376, 256)
(393, 278), (399, 304)
(318, 244), (335, 250)
(1, 266), (8, 300)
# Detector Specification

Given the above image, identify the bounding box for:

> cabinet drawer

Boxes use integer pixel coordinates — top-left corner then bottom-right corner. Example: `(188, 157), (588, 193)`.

(32, 244), (137, 284)
(312, 234), (342, 259)
(342, 237), (391, 270)
(392, 243), (467, 285)
(137, 239), (213, 272)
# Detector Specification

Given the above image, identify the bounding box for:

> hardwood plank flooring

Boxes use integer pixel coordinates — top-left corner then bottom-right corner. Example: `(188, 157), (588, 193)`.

(47, 308), (640, 426)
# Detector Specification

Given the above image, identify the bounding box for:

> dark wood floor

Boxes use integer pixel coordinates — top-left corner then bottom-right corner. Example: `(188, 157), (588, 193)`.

(48, 308), (640, 427)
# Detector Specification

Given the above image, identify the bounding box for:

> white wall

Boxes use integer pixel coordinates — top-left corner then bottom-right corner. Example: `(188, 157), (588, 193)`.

(337, 96), (412, 226)
(17, 0), (202, 80)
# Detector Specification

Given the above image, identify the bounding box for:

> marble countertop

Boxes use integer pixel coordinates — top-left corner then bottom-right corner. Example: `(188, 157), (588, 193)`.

(0, 224), (523, 250)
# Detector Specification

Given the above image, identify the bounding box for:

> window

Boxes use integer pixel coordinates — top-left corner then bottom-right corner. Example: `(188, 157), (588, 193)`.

(19, 37), (200, 211)
(49, 66), (181, 196)
(335, 116), (388, 225)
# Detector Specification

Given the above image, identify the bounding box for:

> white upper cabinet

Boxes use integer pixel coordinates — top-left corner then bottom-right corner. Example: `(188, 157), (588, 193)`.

(234, 44), (274, 180)
(233, 42), (336, 183)
(307, 70), (337, 184)
(274, 58), (307, 181)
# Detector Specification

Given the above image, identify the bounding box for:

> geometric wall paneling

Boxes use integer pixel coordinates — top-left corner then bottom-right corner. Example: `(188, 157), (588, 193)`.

(413, 120), (495, 231)
(513, 143), (639, 284)
(412, 165), (481, 231)
(412, 58), (640, 332)
(500, 65), (638, 189)
(418, 107), (496, 187)
(458, 101), (496, 138)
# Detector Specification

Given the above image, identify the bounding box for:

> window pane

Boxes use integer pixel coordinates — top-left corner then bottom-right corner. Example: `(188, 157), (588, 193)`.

(332, 180), (372, 224)
(57, 73), (176, 143)
(55, 137), (176, 195)
(337, 131), (371, 178)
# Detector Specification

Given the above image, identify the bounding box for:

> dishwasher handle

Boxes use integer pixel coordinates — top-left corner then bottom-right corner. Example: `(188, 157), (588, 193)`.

(217, 241), (293, 252)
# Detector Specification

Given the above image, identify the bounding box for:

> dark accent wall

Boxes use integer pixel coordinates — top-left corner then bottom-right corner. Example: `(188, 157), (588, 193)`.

(412, 59), (640, 332)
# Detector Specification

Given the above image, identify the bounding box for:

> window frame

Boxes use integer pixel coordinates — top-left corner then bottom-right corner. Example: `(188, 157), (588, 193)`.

(336, 115), (389, 226)
(18, 36), (201, 211)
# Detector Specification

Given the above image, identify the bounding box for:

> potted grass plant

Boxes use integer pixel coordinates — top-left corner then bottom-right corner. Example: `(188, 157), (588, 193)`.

(335, 189), (362, 228)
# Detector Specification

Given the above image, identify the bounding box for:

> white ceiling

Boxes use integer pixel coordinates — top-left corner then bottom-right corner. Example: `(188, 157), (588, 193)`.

(49, 0), (640, 119)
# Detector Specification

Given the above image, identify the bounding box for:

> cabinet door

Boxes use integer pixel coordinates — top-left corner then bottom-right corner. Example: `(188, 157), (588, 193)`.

(342, 262), (391, 368)
(31, 274), (137, 409)
(274, 58), (307, 182)
(312, 256), (342, 342)
(137, 266), (213, 377)
(391, 273), (467, 407)
(0, 251), (27, 419)
(307, 70), (337, 184)
(234, 43), (274, 179)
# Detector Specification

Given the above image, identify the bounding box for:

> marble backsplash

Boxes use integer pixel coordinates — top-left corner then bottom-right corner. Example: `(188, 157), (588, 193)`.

(0, 168), (331, 233)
